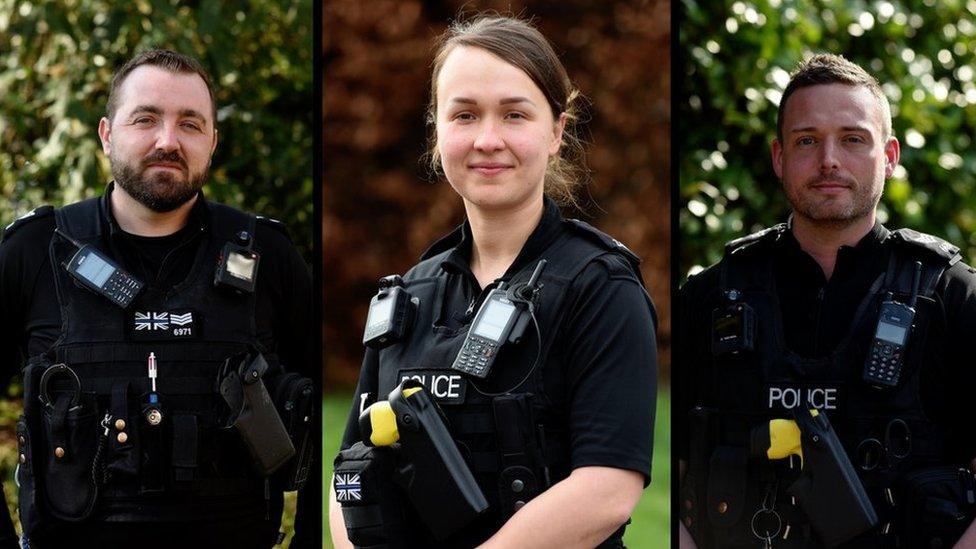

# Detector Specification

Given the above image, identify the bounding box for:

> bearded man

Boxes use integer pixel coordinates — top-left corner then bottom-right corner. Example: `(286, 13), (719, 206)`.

(678, 54), (976, 548)
(0, 50), (314, 549)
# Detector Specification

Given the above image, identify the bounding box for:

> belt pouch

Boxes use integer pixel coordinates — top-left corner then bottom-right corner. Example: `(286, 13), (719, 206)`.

(17, 359), (48, 536)
(268, 372), (315, 491)
(171, 414), (198, 484)
(41, 390), (101, 521)
(334, 442), (408, 549)
(706, 446), (748, 543)
(898, 466), (976, 548)
(220, 354), (296, 476)
(492, 394), (541, 517)
(105, 380), (139, 480)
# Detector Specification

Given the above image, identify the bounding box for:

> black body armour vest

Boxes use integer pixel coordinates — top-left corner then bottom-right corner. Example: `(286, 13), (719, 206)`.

(685, 225), (962, 549)
(374, 220), (644, 548)
(17, 197), (276, 535)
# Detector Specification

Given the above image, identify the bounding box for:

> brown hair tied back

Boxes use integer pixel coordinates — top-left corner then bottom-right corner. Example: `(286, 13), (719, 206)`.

(426, 15), (588, 209)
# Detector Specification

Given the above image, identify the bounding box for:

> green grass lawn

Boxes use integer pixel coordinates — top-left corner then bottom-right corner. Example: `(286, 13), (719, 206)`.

(323, 388), (670, 548)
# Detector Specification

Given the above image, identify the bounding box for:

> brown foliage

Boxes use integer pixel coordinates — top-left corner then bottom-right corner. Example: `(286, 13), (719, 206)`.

(323, 0), (671, 387)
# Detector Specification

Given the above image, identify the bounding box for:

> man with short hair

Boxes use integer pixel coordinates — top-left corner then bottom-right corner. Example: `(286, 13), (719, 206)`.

(678, 54), (976, 548)
(0, 49), (314, 548)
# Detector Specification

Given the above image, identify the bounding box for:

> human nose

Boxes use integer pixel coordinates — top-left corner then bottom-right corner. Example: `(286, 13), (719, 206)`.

(154, 121), (180, 152)
(819, 139), (840, 172)
(473, 120), (504, 152)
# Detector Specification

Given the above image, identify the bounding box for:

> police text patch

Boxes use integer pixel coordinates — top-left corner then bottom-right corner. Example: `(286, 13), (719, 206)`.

(128, 309), (199, 340)
(399, 370), (466, 404)
(765, 383), (843, 412)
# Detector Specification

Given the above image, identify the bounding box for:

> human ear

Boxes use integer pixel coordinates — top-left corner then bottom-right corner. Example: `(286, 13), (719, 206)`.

(98, 117), (113, 156)
(549, 112), (568, 156)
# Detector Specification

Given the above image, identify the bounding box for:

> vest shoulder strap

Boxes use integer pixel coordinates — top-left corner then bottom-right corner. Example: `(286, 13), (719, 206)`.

(717, 224), (787, 290)
(255, 214), (291, 242)
(888, 228), (962, 266)
(724, 223), (788, 257)
(565, 218), (641, 268)
(54, 197), (102, 240)
(207, 201), (256, 242)
(2, 205), (54, 243)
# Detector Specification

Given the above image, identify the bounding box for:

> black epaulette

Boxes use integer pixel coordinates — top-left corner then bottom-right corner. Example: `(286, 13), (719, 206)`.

(724, 223), (788, 256)
(565, 219), (642, 267)
(889, 228), (962, 266)
(1, 205), (54, 243)
(420, 225), (464, 261)
(255, 215), (292, 242)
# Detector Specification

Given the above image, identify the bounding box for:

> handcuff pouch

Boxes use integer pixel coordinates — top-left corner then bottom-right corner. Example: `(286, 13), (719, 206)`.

(40, 387), (101, 521)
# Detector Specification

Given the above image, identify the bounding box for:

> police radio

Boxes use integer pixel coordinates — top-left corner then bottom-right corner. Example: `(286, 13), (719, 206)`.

(214, 230), (260, 293)
(711, 289), (756, 356)
(363, 275), (418, 349)
(451, 260), (546, 379)
(863, 262), (922, 389)
(57, 229), (144, 309)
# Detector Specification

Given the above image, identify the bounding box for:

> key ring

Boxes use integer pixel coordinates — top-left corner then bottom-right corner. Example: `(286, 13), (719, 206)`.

(751, 508), (782, 542)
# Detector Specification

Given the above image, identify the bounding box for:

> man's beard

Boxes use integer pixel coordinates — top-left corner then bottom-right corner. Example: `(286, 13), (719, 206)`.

(784, 172), (882, 228)
(111, 149), (209, 213)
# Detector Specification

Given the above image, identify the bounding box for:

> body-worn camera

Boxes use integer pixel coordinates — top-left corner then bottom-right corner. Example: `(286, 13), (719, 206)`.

(214, 230), (260, 294)
(363, 275), (417, 349)
(711, 289), (756, 356)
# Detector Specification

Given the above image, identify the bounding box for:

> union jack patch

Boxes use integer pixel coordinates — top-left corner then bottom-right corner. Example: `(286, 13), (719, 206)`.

(334, 473), (362, 502)
(128, 309), (198, 341)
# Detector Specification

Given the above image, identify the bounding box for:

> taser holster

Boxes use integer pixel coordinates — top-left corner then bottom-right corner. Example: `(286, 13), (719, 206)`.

(355, 379), (489, 541)
(751, 408), (878, 547)
(219, 352), (295, 476)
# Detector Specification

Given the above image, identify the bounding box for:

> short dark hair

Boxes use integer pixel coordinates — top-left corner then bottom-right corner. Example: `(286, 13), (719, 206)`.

(426, 15), (587, 208)
(777, 53), (891, 141)
(106, 49), (217, 122)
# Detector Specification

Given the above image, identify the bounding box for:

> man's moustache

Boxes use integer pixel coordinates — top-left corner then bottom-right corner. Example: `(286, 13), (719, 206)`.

(141, 151), (187, 170)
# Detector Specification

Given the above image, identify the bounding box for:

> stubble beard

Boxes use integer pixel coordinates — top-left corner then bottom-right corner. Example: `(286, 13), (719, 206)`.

(111, 149), (209, 213)
(784, 173), (882, 229)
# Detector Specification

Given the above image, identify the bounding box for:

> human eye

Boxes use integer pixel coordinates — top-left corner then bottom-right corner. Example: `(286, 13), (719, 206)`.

(795, 136), (816, 147)
(844, 134), (867, 144)
(131, 115), (155, 126)
(452, 111), (476, 123)
(505, 111), (528, 121)
(181, 120), (203, 132)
